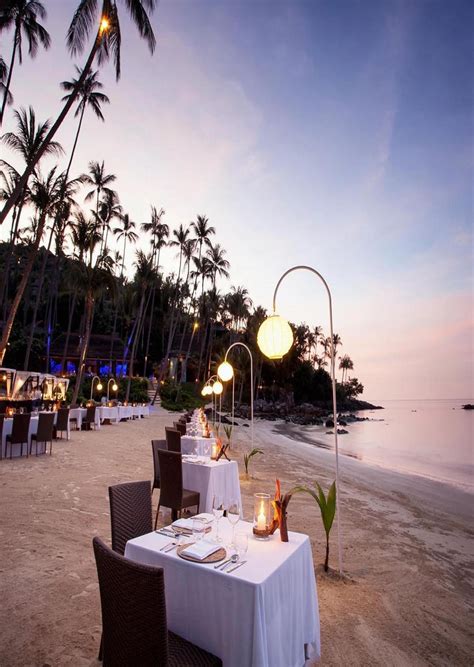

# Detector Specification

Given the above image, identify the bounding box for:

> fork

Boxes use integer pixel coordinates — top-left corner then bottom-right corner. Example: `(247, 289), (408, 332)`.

(159, 541), (176, 552)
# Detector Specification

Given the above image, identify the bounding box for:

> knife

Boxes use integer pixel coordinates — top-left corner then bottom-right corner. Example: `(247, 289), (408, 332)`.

(227, 560), (247, 574)
(214, 557), (232, 570)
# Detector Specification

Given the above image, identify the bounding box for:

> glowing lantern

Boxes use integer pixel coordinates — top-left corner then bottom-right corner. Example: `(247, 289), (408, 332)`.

(212, 381), (223, 395)
(97, 382), (103, 391)
(112, 383), (118, 392)
(217, 361), (234, 382)
(257, 314), (293, 360)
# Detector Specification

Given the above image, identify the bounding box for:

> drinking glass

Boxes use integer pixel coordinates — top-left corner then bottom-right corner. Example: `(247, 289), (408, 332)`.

(192, 518), (207, 542)
(227, 500), (241, 547)
(212, 495), (225, 543)
(234, 532), (248, 561)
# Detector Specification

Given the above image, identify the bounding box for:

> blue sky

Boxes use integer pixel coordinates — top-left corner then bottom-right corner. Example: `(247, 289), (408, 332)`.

(1, 0), (472, 399)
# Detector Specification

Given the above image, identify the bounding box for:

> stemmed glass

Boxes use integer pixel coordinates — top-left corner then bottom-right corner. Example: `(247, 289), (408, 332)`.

(227, 499), (241, 547)
(234, 532), (249, 562)
(212, 495), (225, 543)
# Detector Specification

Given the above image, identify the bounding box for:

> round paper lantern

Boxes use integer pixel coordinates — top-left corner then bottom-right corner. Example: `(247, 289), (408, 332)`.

(97, 382), (103, 391)
(217, 361), (234, 382)
(112, 383), (118, 392)
(212, 380), (223, 395)
(257, 314), (294, 360)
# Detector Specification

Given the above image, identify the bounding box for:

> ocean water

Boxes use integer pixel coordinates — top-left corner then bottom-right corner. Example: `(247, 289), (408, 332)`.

(306, 399), (474, 490)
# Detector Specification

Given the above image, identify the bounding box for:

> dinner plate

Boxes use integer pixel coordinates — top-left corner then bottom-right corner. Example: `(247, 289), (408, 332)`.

(177, 543), (226, 564)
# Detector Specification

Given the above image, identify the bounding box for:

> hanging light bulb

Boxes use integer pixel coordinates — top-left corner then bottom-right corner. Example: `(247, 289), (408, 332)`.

(97, 382), (103, 391)
(212, 381), (223, 395)
(257, 313), (294, 360)
(217, 360), (234, 382)
(112, 383), (118, 392)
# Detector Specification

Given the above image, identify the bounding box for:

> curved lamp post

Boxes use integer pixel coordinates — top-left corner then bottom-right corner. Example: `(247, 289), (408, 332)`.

(90, 375), (103, 401)
(257, 265), (343, 574)
(201, 375), (222, 423)
(217, 342), (254, 449)
(107, 378), (118, 402)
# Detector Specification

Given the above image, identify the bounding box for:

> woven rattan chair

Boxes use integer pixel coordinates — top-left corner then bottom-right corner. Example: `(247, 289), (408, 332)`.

(155, 450), (199, 528)
(30, 412), (55, 455)
(93, 536), (222, 666)
(0, 414), (5, 459)
(165, 427), (181, 453)
(82, 405), (97, 430)
(109, 480), (153, 556)
(54, 407), (69, 439)
(151, 439), (167, 495)
(174, 421), (186, 436)
(5, 413), (31, 459)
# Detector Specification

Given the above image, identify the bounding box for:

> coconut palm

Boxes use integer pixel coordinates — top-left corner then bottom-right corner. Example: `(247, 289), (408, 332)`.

(60, 67), (110, 179)
(226, 285), (253, 331)
(0, 57), (13, 111)
(206, 243), (230, 288)
(113, 212), (138, 277)
(0, 0), (157, 225)
(169, 224), (191, 286)
(0, 167), (65, 363)
(339, 354), (354, 383)
(0, 1), (51, 124)
(191, 214), (215, 264)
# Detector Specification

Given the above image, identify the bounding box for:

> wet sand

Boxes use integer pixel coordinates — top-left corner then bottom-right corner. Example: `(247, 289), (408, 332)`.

(0, 409), (472, 666)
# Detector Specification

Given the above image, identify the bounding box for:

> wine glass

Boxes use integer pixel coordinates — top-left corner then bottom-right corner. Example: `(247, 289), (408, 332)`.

(227, 500), (241, 547)
(234, 532), (248, 562)
(192, 518), (207, 542)
(212, 495), (225, 543)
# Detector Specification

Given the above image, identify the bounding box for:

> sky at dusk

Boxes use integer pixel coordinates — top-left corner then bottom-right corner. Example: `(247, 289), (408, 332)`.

(0, 0), (472, 401)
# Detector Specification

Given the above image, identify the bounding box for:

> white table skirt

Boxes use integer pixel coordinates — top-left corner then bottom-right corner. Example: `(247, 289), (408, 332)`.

(98, 406), (119, 423)
(1, 412), (62, 457)
(181, 435), (215, 456)
(182, 459), (241, 514)
(69, 407), (101, 430)
(125, 521), (320, 667)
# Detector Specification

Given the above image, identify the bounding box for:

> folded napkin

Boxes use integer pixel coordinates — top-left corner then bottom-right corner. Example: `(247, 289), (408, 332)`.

(172, 513), (214, 531)
(183, 540), (221, 560)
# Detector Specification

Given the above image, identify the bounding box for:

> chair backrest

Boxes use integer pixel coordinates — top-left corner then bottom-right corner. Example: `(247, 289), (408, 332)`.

(56, 407), (69, 431)
(151, 439), (167, 488)
(85, 405), (96, 422)
(36, 412), (55, 441)
(174, 421), (186, 436)
(109, 480), (153, 556)
(157, 450), (183, 509)
(92, 536), (168, 666)
(165, 427), (181, 453)
(10, 413), (31, 443)
(0, 414), (5, 438)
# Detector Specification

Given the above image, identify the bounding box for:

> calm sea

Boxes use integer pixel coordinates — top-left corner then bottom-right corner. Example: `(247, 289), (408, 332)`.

(307, 399), (474, 490)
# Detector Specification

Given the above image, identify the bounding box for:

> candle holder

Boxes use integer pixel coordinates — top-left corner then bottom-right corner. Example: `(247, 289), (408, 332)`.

(253, 493), (271, 540)
(211, 442), (219, 460)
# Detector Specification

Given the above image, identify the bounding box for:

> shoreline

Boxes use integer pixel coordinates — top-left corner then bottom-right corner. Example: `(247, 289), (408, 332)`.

(271, 418), (474, 495)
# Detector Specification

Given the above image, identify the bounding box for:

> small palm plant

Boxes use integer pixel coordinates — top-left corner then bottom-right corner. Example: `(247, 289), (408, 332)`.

(243, 448), (263, 476)
(223, 424), (233, 445)
(296, 481), (336, 572)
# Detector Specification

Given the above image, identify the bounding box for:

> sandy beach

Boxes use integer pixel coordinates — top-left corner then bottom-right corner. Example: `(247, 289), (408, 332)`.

(0, 408), (473, 666)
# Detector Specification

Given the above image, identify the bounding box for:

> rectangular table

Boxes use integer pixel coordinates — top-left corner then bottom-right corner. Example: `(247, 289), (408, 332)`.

(181, 435), (215, 456)
(182, 458), (241, 514)
(1, 411), (62, 457)
(125, 521), (320, 666)
(69, 407), (101, 430)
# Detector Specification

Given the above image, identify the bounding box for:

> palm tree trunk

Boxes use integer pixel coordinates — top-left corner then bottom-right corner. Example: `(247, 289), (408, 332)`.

(0, 31), (103, 224)
(61, 291), (78, 372)
(0, 210), (47, 364)
(0, 30), (18, 125)
(125, 290), (147, 401)
(23, 223), (54, 369)
(143, 284), (156, 376)
(0, 188), (28, 314)
(71, 291), (95, 406)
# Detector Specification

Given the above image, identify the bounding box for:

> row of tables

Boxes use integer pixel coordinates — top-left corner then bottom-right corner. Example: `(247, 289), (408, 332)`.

(125, 409), (321, 666)
(1, 405), (150, 458)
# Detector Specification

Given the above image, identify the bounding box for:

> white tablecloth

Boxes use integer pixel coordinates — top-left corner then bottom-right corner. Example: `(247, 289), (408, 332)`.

(182, 459), (241, 514)
(1, 412), (61, 457)
(69, 407), (101, 430)
(125, 521), (320, 666)
(98, 406), (119, 423)
(181, 435), (215, 456)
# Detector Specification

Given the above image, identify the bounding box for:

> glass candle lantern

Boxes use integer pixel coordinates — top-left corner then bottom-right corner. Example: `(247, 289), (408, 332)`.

(253, 493), (272, 540)
(211, 442), (219, 460)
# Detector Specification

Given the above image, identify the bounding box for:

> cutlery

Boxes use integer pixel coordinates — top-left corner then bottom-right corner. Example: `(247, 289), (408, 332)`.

(163, 543), (179, 553)
(214, 557), (232, 570)
(155, 529), (175, 537)
(160, 541), (176, 551)
(227, 560), (247, 574)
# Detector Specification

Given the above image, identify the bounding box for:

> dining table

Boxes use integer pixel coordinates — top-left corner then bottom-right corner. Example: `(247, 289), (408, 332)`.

(69, 407), (101, 431)
(182, 456), (241, 515)
(125, 520), (320, 667)
(181, 435), (216, 456)
(1, 411), (62, 457)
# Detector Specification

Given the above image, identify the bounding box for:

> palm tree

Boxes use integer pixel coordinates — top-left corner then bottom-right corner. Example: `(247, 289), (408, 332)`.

(339, 354), (354, 383)
(226, 285), (252, 331)
(99, 189), (122, 251)
(0, 0), (157, 225)
(81, 159), (116, 236)
(191, 214), (215, 266)
(206, 243), (230, 288)
(0, 167), (64, 363)
(0, 1), (51, 124)
(60, 67), (109, 180)
(169, 224), (191, 285)
(113, 212), (138, 277)
(0, 57), (13, 111)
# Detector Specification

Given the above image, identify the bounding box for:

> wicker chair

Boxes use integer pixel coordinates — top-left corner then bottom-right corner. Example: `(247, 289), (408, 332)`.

(82, 405), (97, 430)
(30, 412), (55, 455)
(109, 480), (153, 556)
(93, 536), (222, 666)
(151, 439), (167, 495)
(54, 407), (69, 439)
(174, 421), (186, 436)
(0, 414), (5, 459)
(165, 427), (181, 453)
(155, 450), (199, 529)
(5, 413), (31, 459)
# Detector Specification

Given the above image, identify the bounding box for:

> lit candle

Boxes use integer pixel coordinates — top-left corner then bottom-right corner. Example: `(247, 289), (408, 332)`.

(257, 502), (266, 530)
